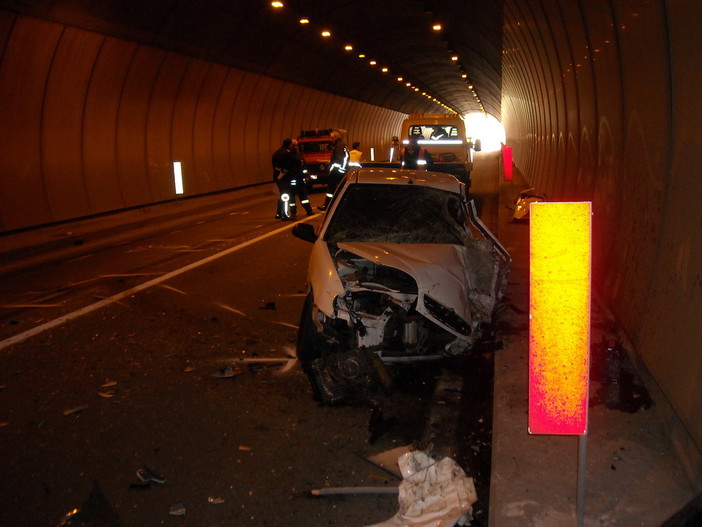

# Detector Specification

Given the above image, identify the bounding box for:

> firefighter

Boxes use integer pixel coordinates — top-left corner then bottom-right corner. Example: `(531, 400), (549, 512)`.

(318, 130), (349, 211)
(272, 138), (294, 220)
(400, 137), (432, 170)
(289, 139), (314, 216)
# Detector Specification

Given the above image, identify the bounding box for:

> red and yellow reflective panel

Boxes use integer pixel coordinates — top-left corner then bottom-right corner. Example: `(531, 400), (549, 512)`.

(529, 202), (591, 435)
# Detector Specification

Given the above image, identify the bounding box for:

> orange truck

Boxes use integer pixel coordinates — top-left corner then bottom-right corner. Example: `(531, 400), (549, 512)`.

(297, 129), (346, 189)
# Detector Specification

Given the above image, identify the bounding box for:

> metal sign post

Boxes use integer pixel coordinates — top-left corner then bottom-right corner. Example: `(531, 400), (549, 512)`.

(528, 201), (592, 526)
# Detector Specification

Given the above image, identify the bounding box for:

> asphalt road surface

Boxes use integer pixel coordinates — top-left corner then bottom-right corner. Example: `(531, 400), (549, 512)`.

(0, 180), (498, 526)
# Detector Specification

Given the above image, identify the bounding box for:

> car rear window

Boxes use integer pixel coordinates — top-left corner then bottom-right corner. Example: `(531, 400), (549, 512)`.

(324, 184), (467, 244)
(406, 125), (460, 140)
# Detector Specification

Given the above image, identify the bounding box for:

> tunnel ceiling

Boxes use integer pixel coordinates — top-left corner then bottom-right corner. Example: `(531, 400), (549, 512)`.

(1, 0), (503, 117)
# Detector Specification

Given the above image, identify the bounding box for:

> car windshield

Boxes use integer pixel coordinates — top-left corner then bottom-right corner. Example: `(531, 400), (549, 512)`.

(324, 184), (468, 244)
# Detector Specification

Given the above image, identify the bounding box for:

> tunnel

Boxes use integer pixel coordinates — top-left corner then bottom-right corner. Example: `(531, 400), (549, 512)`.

(0, 0), (701, 522)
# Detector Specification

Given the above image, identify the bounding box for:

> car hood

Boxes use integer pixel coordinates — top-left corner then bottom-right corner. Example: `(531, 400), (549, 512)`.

(336, 241), (473, 325)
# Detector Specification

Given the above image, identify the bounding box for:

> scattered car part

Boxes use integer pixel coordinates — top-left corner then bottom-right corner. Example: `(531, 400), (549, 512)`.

(510, 187), (546, 222)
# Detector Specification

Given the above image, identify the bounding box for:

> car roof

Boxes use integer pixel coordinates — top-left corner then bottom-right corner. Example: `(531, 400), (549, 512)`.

(348, 168), (464, 194)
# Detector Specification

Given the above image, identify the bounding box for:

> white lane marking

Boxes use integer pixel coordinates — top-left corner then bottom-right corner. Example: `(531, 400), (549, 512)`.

(0, 219), (312, 352)
(101, 273), (161, 278)
(0, 304), (63, 308)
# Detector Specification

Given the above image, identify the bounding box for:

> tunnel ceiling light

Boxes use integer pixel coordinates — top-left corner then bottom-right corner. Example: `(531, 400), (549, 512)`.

(268, 2), (467, 115)
(461, 73), (468, 79)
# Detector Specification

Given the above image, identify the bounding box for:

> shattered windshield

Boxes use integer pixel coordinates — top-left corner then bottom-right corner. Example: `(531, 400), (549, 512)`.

(325, 184), (468, 244)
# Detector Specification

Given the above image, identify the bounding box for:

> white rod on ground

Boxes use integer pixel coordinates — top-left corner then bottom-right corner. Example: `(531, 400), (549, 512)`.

(311, 486), (399, 496)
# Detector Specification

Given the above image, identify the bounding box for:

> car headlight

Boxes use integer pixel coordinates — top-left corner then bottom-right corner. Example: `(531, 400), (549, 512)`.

(423, 294), (472, 336)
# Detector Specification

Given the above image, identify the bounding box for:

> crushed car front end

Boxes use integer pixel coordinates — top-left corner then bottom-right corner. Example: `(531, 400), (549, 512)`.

(293, 168), (510, 402)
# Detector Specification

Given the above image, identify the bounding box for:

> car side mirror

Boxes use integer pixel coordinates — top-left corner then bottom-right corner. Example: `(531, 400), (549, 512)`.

(292, 223), (318, 243)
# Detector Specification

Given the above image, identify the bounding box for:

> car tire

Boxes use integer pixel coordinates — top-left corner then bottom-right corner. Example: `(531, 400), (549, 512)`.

(296, 292), (326, 399)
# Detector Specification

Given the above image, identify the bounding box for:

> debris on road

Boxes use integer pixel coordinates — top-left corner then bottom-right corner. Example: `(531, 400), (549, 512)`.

(62, 405), (89, 416)
(136, 465), (166, 485)
(169, 503), (186, 516)
(236, 356), (297, 374)
(589, 338), (653, 413)
(212, 364), (242, 378)
(363, 445), (415, 479)
(98, 380), (118, 398)
(365, 450), (477, 527)
(208, 497), (225, 504)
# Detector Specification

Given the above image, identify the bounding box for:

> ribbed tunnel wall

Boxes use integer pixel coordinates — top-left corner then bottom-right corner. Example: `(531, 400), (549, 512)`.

(0, 12), (405, 232)
(502, 0), (702, 473)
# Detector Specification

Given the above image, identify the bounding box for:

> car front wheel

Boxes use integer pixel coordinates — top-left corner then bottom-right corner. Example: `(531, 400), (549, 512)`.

(296, 293), (326, 398)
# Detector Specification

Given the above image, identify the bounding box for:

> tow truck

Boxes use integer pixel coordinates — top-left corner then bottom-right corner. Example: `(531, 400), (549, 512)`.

(366, 114), (478, 187)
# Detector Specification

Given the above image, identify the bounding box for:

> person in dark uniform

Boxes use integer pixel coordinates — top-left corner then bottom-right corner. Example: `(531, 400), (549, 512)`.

(289, 139), (314, 217)
(272, 138), (294, 220)
(400, 137), (432, 170)
(318, 130), (349, 211)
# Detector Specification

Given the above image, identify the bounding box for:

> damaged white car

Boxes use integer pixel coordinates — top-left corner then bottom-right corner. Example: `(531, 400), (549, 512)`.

(292, 168), (510, 403)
